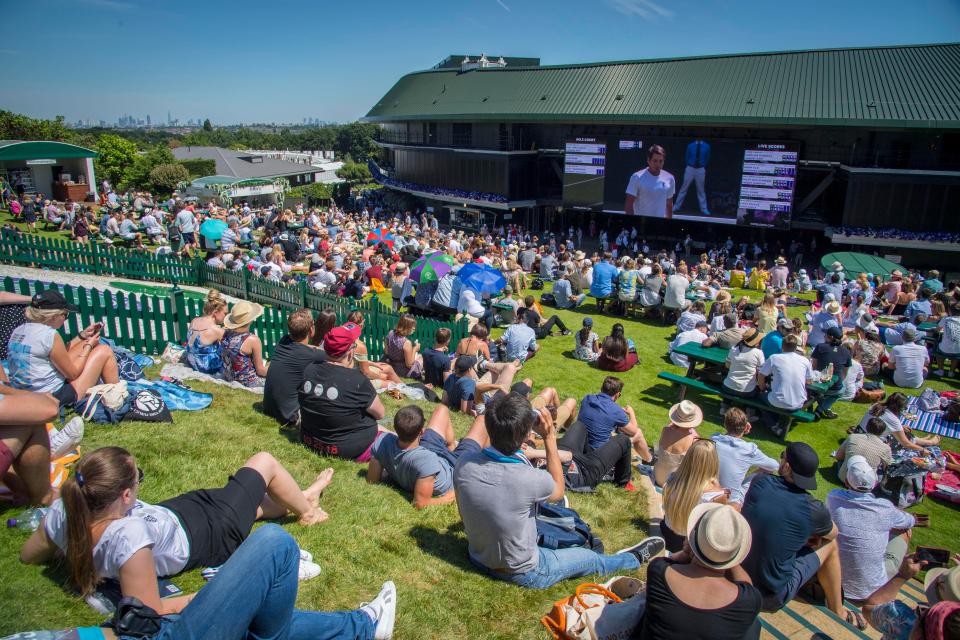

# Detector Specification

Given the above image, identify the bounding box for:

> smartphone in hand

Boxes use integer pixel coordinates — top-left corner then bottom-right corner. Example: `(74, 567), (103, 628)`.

(916, 546), (950, 569)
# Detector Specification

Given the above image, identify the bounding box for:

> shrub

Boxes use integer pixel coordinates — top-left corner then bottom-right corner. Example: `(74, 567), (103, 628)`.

(149, 163), (190, 193)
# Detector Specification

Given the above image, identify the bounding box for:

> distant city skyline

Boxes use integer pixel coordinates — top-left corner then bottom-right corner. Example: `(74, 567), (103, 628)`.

(2, 0), (958, 124)
(66, 113), (332, 129)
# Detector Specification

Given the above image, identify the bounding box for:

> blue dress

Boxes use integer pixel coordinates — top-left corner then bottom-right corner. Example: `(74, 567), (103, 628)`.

(185, 327), (223, 374)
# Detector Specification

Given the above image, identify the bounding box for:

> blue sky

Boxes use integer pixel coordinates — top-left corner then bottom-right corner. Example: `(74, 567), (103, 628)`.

(2, 0), (958, 125)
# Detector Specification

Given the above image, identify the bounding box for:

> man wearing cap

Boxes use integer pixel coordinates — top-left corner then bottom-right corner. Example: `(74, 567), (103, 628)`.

(760, 317), (793, 358)
(884, 326), (930, 389)
(810, 326), (852, 420)
(827, 455), (916, 612)
(741, 442), (848, 619)
(298, 323), (387, 461)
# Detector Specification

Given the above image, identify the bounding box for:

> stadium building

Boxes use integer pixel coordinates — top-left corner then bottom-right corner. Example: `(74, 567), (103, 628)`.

(364, 44), (960, 263)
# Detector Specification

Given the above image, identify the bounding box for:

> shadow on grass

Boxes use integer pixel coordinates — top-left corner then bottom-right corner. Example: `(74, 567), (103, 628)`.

(409, 523), (474, 572)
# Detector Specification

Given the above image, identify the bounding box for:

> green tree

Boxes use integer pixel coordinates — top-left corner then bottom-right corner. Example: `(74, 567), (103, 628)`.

(121, 144), (176, 191)
(336, 161), (372, 183)
(202, 118), (213, 132)
(94, 134), (138, 188)
(148, 163), (190, 193)
(0, 110), (75, 142)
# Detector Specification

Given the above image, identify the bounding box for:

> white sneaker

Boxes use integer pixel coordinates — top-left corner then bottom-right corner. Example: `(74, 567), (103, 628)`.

(298, 558), (321, 581)
(300, 549), (313, 563)
(50, 417), (84, 459)
(360, 581), (396, 640)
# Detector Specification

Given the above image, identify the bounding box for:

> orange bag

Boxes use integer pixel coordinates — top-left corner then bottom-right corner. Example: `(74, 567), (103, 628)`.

(541, 577), (645, 640)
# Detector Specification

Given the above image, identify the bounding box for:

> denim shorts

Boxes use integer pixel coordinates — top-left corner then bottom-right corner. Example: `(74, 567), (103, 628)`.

(763, 546), (822, 611)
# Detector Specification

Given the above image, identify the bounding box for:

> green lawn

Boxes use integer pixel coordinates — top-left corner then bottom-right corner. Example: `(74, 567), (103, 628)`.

(1, 266), (958, 638)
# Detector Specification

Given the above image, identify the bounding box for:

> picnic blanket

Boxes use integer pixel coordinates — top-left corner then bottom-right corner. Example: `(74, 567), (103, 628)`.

(924, 451), (960, 504)
(901, 396), (960, 440)
(160, 362), (264, 395)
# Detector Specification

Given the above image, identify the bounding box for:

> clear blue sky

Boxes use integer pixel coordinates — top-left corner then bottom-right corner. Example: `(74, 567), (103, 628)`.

(2, 0), (958, 125)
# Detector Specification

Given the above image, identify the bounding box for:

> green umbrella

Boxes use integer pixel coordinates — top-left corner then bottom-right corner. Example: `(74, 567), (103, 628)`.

(410, 252), (454, 284)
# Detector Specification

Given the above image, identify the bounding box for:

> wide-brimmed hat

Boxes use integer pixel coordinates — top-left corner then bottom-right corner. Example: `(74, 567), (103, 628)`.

(824, 301), (842, 315)
(775, 256), (787, 265)
(831, 261), (844, 272)
(925, 566), (960, 604)
(686, 503), (753, 571)
(223, 301), (264, 329)
(574, 250), (585, 261)
(669, 400), (703, 429)
(891, 269), (903, 279)
(742, 327), (764, 347)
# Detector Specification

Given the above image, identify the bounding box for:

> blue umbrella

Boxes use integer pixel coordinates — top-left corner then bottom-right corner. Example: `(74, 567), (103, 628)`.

(456, 263), (506, 295)
(199, 218), (228, 241)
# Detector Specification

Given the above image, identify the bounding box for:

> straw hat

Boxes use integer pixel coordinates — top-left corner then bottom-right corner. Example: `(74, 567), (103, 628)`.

(824, 301), (842, 315)
(686, 503), (753, 571)
(925, 565), (960, 604)
(223, 300), (264, 329)
(775, 256), (787, 265)
(669, 400), (703, 429)
(574, 250), (586, 261)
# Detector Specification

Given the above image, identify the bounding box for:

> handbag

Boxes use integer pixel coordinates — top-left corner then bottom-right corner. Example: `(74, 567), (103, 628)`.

(918, 388), (942, 412)
(541, 576), (646, 640)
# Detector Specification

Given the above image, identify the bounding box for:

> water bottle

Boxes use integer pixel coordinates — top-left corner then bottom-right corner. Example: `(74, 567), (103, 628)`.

(6, 506), (48, 532)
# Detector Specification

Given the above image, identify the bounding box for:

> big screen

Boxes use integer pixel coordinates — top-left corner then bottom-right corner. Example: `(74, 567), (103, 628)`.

(561, 136), (799, 228)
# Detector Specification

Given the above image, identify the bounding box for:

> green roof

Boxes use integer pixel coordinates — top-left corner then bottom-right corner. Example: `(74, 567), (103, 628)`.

(364, 43), (960, 129)
(0, 140), (97, 161)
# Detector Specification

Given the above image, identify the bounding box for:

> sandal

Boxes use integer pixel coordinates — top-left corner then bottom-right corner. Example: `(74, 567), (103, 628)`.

(914, 513), (930, 527)
(844, 609), (867, 631)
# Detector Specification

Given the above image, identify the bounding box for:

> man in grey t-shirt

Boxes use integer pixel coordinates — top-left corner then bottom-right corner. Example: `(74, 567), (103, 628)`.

(453, 392), (664, 588)
(367, 405), (487, 510)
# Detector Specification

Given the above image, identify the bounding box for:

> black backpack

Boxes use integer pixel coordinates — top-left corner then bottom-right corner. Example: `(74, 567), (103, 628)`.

(540, 292), (556, 306)
(530, 277), (544, 290)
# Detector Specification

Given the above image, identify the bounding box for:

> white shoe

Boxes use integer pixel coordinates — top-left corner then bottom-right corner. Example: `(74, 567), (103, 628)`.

(360, 581), (396, 640)
(50, 417), (84, 459)
(300, 549), (313, 563)
(298, 558), (321, 581)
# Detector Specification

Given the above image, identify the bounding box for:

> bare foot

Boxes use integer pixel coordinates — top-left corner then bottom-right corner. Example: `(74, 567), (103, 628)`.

(298, 507), (329, 526)
(303, 468), (334, 509)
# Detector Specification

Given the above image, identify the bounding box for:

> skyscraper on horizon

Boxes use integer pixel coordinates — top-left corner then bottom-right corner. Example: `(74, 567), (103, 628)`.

(167, 110), (172, 125)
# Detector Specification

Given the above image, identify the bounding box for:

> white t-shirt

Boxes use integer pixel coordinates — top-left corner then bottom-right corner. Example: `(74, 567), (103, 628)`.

(175, 210), (196, 233)
(7, 323), (65, 393)
(840, 359), (864, 401)
(45, 499), (190, 580)
(669, 329), (707, 368)
(626, 168), (675, 218)
(889, 343), (929, 389)
(724, 345), (765, 393)
(759, 351), (813, 410)
(664, 274), (689, 309)
(858, 407), (903, 435)
(938, 317), (960, 354)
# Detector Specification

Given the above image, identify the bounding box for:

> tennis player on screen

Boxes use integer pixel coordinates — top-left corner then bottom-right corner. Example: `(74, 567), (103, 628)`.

(624, 144), (675, 219)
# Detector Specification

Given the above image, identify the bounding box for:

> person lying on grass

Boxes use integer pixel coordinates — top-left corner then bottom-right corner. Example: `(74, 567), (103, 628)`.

(0, 379), (59, 506)
(367, 404), (489, 509)
(20, 447), (333, 615)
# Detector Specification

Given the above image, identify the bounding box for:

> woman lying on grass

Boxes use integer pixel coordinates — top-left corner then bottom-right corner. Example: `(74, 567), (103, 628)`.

(20, 447), (333, 615)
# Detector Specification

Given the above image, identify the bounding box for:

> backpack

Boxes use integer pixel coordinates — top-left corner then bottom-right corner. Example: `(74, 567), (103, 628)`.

(536, 502), (605, 553)
(531, 278), (545, 290)
(918, 388), (943, 413)
(540, 293), (556, 307)
(875, 470), (926, 508)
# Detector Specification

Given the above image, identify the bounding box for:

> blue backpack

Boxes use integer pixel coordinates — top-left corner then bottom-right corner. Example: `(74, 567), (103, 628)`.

(535, 502), (605, 553)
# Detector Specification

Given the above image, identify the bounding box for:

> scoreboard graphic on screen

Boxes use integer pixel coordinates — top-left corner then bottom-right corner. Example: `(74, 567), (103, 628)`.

(736, 143), (799, 228)
(562, 138), (607, 210)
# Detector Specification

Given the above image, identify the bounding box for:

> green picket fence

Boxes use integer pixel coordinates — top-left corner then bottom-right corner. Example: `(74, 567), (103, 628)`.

(2, 276), (469, 362)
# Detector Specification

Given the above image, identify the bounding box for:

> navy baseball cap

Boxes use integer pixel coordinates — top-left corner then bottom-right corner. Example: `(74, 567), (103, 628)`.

(784, 442), (819, 490)
(31, 290), (77, 312)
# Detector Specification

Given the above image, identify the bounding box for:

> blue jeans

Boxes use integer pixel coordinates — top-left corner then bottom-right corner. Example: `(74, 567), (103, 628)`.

(474, 546), (639, 590)
(148, 524), (375, 640)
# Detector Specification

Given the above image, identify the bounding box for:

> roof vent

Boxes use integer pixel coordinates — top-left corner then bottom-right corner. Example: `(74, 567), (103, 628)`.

(481, 97), (488, 102)
(432, 99), (438, 104)
(615, 94), (624, 101)
(746, 98), (755, 104)
(867, 101), (877, 108)
(540, 94), (548, 101)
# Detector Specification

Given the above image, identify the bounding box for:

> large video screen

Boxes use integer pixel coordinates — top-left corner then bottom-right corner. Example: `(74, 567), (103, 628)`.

(562, 136), (799, 228)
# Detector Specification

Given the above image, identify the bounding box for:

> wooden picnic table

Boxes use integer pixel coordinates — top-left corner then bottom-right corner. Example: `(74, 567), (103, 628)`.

(672, 341), (836, 396)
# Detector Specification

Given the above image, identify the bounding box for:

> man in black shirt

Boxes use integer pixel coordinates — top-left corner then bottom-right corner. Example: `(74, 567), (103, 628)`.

(298, 322), (386, 461)
(810, 326), (852, 420)
(421, 327), (453, 388)
(741, 442), (850, 621)
(522, 295), (571, 339)
(263, 308), (326, 427)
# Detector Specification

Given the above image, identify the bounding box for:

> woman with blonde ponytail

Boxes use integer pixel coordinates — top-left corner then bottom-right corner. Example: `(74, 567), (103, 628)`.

(185, 290), (227, 374)
(21, 447), (334, 615)
(661, 439), (727, 553)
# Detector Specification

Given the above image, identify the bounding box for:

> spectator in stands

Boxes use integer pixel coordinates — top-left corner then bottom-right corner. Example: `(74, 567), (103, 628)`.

(430, 272), (460, 317)
(21, 447), (333, 616)
(848, 316), (885, 376)
(660, 439), (726, 551)
(755, 293), (780, 334)
(757, 335), (813, 436)
(572, 317), (601, 362)
(884, 327), (929, 389)
(453, 392), (665, 589)
(7, 290), (120, 408)
(639, 263), (664, 307)
(905, 289), (933, 325)
(835, 416), (893, 479)
(618, 258), (641, 306)
(578, 376), (652, 464)
(669, 320), (709, 368)
(119, 211), (144, 249)
(220, 219), (240, 252)
(220, 301), (269, 387)
(141, 208), (166, 244)
(368, 405), (488, 510)
(676, 300), (707, 333)
(808, 300), (842, 349)
(857, 393), (940, 453)
(711, 408), (779, 508)
(589, 253), (618, 312)
(653, 400), (703, 487)
(384, 314), (424, 380)
(769, 256), (790, 289)
(703, 313), (744, 350)
(720, 327), (765, 407)
(934, 302), (960, 376)
(637, 503), (762, 640)
(263, 309), (326, 428)
(503, 258), (526, 294)
(299, 322), (387, 461)
(741, 442), (851, 621)
(390, 263), (408, 312)
(596, 323), (639, 372)
(539, 249), (557, 279)
(810, 326), (852, 420)
(523, 294), (571, 339)
(827, 455), (915, 624)
(185, 290), (227, 374)
(663, 265), (691, 319)
(553, 268), (586, 309)
(421, 327), (453, 387)
(498, 309), (539, 364)
(0, 380), (59, 505)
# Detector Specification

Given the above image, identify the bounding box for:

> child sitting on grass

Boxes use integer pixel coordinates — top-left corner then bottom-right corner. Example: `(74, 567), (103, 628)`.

(367, 404), (489, 509)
